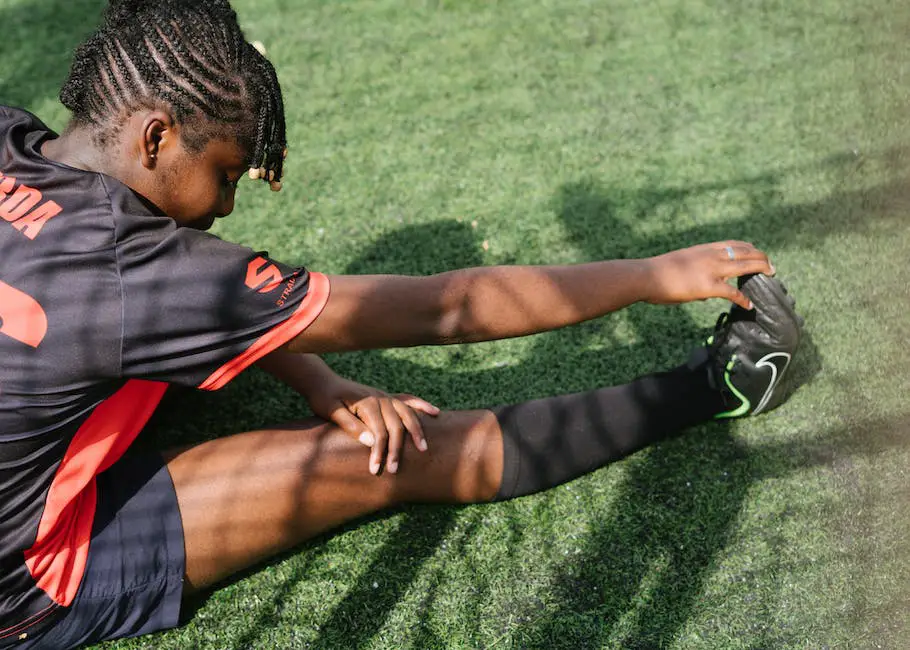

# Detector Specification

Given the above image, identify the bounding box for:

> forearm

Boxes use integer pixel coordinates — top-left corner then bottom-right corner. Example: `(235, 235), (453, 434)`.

(256, 349), (339, 396)
(433, 259), (652, 343)
(291, 258), (652, 353)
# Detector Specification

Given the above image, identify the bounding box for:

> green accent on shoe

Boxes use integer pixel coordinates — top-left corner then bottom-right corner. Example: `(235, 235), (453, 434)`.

(714, 355), (751, 419)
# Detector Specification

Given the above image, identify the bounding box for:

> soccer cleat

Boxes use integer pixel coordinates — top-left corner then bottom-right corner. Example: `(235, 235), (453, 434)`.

(693, 273), (804, 418)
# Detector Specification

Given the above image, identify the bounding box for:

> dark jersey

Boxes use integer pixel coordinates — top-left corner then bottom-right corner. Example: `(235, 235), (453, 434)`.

(0, 107), (329, 640)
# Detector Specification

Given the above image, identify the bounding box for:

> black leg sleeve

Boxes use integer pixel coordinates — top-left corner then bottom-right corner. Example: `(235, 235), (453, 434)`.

(491, 362), (726, 501)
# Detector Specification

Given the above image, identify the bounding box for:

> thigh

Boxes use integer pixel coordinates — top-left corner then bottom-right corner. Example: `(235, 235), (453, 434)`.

(165, 409), (502, 594)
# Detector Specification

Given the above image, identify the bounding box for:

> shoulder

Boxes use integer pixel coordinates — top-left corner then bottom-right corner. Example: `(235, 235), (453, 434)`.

(0, 105), (47, 127)
(0, 106), (56, 153)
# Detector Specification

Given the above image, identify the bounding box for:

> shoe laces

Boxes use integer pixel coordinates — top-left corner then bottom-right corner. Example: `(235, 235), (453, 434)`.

(704, 311), (736, 392)
(713, 311), (730, 334)
(706, 311), (731, 352)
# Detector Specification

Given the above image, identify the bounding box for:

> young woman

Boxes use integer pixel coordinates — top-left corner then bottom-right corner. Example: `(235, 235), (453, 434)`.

(0, 1), (802, 647)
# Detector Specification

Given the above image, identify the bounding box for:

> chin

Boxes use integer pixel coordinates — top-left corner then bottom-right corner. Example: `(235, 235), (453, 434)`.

(186, 215), (216, 231)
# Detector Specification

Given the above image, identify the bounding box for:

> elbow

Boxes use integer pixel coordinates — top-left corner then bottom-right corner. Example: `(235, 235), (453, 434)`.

(436, 302), (471, 344)
(387, 270), (490, 346)
(433, 275), (481, 345)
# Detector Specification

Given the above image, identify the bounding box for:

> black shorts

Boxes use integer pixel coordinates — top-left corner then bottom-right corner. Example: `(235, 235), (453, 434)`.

(8, 453), (186, 649)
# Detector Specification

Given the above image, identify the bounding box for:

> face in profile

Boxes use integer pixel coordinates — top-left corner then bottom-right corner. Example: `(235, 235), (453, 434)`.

(157, 134), (250, 231)
(122, 112), (252, 230)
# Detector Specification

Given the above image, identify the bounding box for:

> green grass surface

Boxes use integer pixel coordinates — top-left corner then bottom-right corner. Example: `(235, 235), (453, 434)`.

(4, 0), (910, 647)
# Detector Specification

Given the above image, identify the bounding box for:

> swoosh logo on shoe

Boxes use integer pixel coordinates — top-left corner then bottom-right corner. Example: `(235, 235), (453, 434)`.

(752, 352), (792, 414)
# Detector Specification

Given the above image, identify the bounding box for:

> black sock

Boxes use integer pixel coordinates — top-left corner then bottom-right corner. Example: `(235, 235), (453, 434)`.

(491, 359), (726, 501)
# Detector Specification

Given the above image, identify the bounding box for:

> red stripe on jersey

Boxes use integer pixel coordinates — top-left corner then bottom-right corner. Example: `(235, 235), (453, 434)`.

(198, 271), (331, 391)
(0, 603), (56, 638)
(0, 280), (47, 347)
(23, 380), (168, 606)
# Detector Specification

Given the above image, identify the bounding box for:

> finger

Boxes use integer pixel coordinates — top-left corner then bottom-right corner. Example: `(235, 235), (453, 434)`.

(725, 258), (774, 280)
(717, 242), (761, 261)
(380, 399), (406, 474)
(392, 399), (429, 452)
(720, 239), (766, 254)
(395, 394), (441, 417)
(719, 282), (753, 310)
(357, 401), (390, 476)
(330, 405), (375, 447)
(720, 243), (776, 273)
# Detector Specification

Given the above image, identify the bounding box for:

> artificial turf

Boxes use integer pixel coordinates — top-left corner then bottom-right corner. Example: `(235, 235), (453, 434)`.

(3, 0), (910, 647)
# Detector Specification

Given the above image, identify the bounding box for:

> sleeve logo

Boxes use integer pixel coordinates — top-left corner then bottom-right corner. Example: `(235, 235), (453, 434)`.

(0, 281), (47, 348)
(245, 257), (283, 293)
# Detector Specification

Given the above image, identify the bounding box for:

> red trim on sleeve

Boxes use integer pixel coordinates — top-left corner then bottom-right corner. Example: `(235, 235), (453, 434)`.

(23, 380), (168, 607)
(198, 271), (331, 391)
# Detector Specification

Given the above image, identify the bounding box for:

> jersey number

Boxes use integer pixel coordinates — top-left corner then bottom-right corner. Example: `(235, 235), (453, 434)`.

(0, 280), (47, 348)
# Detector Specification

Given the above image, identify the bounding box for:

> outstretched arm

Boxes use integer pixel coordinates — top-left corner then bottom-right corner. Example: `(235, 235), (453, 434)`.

(287, 241), (773, 355)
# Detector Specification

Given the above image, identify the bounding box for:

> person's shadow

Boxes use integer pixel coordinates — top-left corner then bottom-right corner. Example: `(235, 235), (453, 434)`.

(146, 142), (910, 647)
(218, 144), (910, 649)
(6, 4), (906, 647)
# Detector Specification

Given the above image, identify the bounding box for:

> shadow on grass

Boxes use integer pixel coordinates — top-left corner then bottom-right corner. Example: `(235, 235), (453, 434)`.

(499, 393), (910, 650)
(0, 0), (104, 110)
(470, 147), (908, 648)
(9, 3), (905, 647)
(146, 145), (910, 649)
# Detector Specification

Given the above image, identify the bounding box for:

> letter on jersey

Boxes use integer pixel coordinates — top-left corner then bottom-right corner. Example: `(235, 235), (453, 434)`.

(0, 281), (48, 348)
(0, 171), (63, 239)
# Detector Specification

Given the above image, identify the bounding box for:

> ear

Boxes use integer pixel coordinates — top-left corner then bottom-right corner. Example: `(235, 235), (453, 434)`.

(138, 110), (177, 170)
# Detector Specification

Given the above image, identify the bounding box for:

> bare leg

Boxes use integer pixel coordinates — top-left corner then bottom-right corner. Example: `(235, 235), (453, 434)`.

(164, 409), (503, 593)
(166, 357), (731, 594)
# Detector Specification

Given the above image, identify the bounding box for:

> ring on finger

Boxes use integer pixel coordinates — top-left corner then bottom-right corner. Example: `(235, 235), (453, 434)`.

(725, 245), (735, 261)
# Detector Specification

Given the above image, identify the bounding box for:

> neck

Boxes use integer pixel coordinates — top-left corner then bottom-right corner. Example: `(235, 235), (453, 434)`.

(41, 125), (118, 176)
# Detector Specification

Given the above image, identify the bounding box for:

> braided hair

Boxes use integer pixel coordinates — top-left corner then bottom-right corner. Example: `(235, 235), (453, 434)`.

(59, 0), (286, 189)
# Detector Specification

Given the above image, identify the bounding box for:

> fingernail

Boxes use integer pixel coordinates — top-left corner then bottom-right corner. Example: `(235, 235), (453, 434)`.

(418, 438), (428, 452)
(388, 460), (398, 474)
(748, 300), (755, 310)
(359, 432), (375, 446)
(370, 460), (380, 475)
(769, 264), (776, 275)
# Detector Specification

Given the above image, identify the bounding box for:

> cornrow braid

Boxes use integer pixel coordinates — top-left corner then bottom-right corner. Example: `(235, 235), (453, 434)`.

(59, 0), (286, 189)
